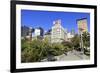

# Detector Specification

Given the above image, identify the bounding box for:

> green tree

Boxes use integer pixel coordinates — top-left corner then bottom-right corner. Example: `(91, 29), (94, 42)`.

(71, 34), (80, 50)
(50, 43), (64, 56)
(21, 39), (48, 62)
(31, 39), (47, 61)
(82, 32), (90, 49)
(62, 41), (73, 52)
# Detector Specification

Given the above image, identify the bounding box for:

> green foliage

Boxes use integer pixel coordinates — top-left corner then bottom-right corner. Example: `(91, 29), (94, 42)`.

(62, 41), (73, 49)
(71, 34), (80, 49)
(61, 34), (80, 51)
(21, 39), (29, 51)
(62, 41), (72, 51)
(82, 32), (90, 55)
(22, 39), (43, 62)
(82, 32), (90, 48)
(21, 38), (66, 62)
(50, 43), (64, 56)
(21, 33), (88, 62)
(21, 48), (39, 62)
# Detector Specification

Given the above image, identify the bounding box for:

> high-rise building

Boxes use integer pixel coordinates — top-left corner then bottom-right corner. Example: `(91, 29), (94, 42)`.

(77, 18), (88, 34)
(51, 19), (67, 43)
(21, 26), (34, 40)
(21, 26), (29, 38)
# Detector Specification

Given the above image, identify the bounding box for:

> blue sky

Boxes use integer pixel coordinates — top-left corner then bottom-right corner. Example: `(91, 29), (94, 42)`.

(21, 9), (90, 33)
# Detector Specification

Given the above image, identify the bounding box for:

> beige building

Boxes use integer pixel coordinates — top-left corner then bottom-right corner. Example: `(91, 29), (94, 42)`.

(77, 18), (88, 34)
(67, 32), (74, 42)
(51, 19), (67, 43)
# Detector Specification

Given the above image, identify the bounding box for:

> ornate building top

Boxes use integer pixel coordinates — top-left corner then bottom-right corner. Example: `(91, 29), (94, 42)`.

(53, 19), (61, 26)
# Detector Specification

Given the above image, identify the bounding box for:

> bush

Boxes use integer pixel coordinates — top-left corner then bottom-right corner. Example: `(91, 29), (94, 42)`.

(50, 43), (64, 56)
(21, 38), (70, 62)
(21, 39), (51, 62)
(62, 41), (73, 52)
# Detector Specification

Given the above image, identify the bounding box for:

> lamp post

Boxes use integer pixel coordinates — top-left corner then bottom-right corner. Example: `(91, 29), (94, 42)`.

(79, 28), (84, 55)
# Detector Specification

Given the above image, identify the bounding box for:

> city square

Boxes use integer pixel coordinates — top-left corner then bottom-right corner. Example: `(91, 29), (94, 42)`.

(21, 10), (90, 63)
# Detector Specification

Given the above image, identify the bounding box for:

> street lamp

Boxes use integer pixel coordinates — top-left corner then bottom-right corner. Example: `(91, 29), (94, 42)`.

(79, 28), (84, 54)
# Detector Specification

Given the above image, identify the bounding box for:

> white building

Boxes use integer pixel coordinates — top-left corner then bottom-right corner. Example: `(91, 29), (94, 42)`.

(51, 19), (67, 43)
(67, 32), (74, 41)
(34, 29), (41, 36)
(34, 27), (44, 37)
(33, 27), (44, 40)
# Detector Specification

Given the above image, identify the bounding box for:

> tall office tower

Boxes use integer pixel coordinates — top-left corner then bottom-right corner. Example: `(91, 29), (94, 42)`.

(51, 19), (67, 43)
(77, 18), (88, 34)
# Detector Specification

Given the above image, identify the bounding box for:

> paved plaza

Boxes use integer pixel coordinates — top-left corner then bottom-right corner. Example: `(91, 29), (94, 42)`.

(55, 50), (90, 61)
(41, 50), (90, 62)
